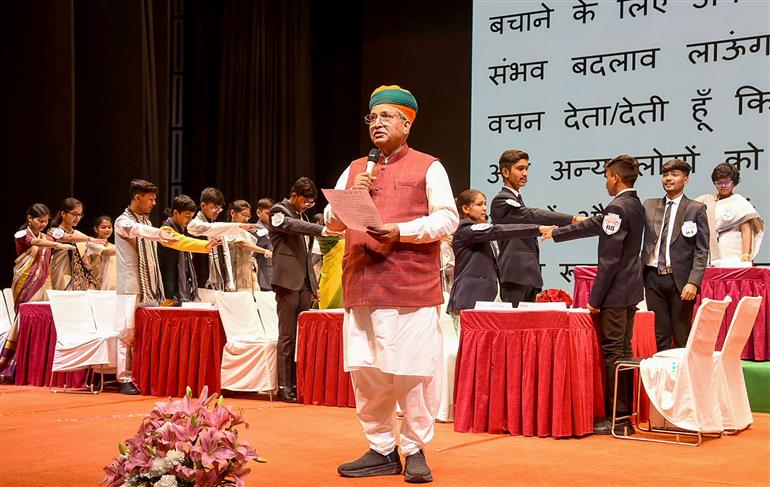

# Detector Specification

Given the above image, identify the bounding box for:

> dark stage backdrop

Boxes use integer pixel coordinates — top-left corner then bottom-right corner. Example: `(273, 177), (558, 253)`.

(1, 0), (471, 287)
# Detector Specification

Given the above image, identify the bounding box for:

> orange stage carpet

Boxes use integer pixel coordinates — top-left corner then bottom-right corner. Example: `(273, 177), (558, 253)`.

(1, 385), (769, 486)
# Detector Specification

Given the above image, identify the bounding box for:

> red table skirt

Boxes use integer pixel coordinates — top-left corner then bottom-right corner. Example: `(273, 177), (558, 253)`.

(296, 310), (355, 407)
(14, 303), (89, 388)
(133, 308), (227, 397)
(453, 309), (655, 438)
(574, 266), (770, 360)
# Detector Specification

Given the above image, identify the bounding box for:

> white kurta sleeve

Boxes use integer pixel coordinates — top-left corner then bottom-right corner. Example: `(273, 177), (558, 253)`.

(397, 160), (459, 243)
(186, 218), (244, 238)
(323, 166), (351, 230)
(114, 216), (164, 241)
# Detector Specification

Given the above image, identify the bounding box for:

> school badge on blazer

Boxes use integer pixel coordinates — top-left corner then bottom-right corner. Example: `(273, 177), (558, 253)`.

(681, 221), (697, 237)
(602, 213), (621, 235)
(271, 213), (285, 227)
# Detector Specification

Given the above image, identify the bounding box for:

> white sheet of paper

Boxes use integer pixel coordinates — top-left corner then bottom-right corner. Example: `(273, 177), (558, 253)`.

(322, 188), (384, 232)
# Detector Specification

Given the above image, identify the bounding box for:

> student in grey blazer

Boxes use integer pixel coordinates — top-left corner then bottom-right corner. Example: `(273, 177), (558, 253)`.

(269, 177), (338, 402)
(641, 159), (709, 352)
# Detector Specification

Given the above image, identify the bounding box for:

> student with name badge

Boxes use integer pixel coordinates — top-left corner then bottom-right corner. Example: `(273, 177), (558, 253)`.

(641, 159), (709, 352)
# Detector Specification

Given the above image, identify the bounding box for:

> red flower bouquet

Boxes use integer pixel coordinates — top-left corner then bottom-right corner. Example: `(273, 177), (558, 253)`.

(535, 289), (574, 308)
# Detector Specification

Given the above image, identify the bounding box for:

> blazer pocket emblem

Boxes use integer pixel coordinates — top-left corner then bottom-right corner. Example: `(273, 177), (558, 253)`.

(505, 198), (521, 208)
(681, 221), (697, 237)
(602, 213), (621, 235)
(471, 223), (492, 231)
(271, 213), (285, 227)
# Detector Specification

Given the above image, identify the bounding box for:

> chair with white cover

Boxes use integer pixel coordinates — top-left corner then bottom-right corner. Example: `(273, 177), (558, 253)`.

(713, 296), (762, 432)
(0, 289), (13, 346)
(3, 288), (16, 325)
(48, 290), (119, 393)
(436, 293), (460, 422)
(215, 291), (277, 393)
(86, 290), (118, 332)
(624, 297), (732, 445)
(252, 290), (279, 341)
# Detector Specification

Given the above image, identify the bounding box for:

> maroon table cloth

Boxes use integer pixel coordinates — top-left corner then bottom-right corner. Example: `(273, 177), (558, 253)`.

(133, 308), (227, 398)
(453, 309), (656, 438)
(296, 310), (355, 407)
(14, 303), (88, 388)
(574, 265), (770, 360)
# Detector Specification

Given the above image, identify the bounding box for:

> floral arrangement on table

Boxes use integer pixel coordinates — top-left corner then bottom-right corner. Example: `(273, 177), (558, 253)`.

(535, 288), (574, 308)
(101, 386), (265, 487)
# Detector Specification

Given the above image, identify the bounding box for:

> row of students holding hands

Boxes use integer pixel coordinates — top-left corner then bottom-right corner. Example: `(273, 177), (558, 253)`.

(448, 150), (764, 435)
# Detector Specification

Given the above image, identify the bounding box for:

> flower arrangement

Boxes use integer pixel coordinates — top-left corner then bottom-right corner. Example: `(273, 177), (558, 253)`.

(101, 386), (265, 487)
(535, 288), (574, 308)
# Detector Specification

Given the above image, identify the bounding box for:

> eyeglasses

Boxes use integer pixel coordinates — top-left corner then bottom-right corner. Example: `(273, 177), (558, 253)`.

(303, 200), (316, 209)
(67, 211), (83, 218)
(211, 205), (224, 213)
(364, 111), (406, 126)
(714, 181), (734, 188)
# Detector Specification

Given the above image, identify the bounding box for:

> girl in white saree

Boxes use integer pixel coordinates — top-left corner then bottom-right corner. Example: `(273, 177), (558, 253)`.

(696, 163), (765, 265)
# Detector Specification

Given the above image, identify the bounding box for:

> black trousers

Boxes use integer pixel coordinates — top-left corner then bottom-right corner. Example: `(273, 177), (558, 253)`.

(274, 284), (312, 389)
(644, 268), (695, 352)
(599, 306), (636, 417)
(500, 282), (540, 308)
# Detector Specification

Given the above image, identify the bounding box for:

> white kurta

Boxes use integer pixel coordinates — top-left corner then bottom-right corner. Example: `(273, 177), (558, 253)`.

(113, 215), (165, 383)
(114, 215), (165, 296)
(325, 159), (458, 376)
(325, 156), (458, 456)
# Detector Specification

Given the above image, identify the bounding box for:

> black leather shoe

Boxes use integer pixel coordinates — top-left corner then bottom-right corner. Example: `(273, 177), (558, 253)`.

(593, 419), (635, 436)
(118, 382), (140, 395)
(338, 449), (402, 478)
(404, 450), (433, 483)
(277, 387), (297, 403)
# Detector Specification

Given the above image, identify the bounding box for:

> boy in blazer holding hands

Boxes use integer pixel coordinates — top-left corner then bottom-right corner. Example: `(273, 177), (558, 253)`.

(543, 155), (645, 435)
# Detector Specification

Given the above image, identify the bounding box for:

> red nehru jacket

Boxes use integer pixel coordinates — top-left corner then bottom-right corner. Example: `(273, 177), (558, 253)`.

(342, 146), (443, 308)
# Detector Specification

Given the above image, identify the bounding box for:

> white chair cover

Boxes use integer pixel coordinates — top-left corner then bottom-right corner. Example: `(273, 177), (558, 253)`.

(640, 297), (731, 433)
(86, 290), (118, 334)
(48, 290), (117, 373)
(0, 288), (13, 343)
(714, 296), (762, 430)
(436, 292), (459, 422)
(3, 288), (16, 324)
(215, 291), (277, 392)
(252, 291), (279, 341)
(197, 288), (217, 305)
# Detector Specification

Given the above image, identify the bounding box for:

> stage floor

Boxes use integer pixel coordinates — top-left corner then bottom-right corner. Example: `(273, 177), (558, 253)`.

(1, 385), (768, 486)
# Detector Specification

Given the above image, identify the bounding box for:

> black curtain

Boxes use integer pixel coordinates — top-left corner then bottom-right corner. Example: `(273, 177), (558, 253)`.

(1, 0), (471, 287)
(1, 0), (169, 287)
(184, 0), (315, 205)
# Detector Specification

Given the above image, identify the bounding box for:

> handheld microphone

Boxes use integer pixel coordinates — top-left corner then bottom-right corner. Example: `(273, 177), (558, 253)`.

(365, 148), (381, 176)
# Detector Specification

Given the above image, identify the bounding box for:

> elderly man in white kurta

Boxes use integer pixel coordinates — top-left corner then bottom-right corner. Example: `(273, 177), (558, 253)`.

(326, 85), (458, 483)
(114, 179), (178, 395)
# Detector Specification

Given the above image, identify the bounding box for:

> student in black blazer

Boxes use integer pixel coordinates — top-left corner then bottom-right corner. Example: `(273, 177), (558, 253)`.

(447, 189), (552, 314)
(490, 150), (583, 307)
(269, 177), (339, 402)
(544, 155), (645, 435)
(641, 159), (709, 351)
